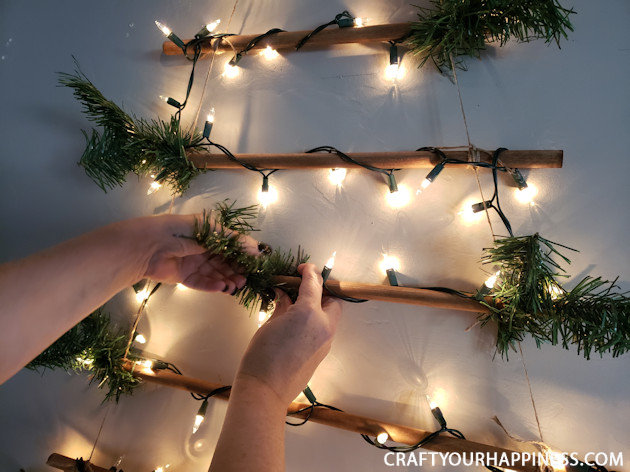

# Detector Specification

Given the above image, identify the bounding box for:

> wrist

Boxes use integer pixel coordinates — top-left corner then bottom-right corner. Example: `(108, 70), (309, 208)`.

(232, 372), (289, 415)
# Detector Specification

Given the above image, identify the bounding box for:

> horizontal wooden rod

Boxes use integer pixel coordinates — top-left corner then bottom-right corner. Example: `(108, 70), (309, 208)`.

(273, 276), (491, 314)
(123, 363), (535, 472)
(188, 149), (563, 170)
(163, 23), (412, 56)
(47, 453), (110, 472)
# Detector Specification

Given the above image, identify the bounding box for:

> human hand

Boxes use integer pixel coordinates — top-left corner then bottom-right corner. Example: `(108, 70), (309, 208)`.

(126, 214), (264, 293)
(235, 263), (342, 405)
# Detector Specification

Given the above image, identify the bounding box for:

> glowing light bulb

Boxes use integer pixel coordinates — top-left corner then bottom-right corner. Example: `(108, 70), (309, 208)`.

(76, 356), (94, 367)
(260, 45), (280, 60)
(135, 288), (150, 302)
(207, 107), (215, 123)
(141, 359), (154, 370)
(154, 465), (170, 472)
(426, 392), (447, 428)
(419, 179), (432, 192)
(484, 271), (500, 289)
(328, 168), (347, 186)
(325, 251), (336, 270)
(426, 395), (439, 411)
(147, 180), (162, 195)
(385, 184), (411, 208)
(353, 17), (366, 27)
(135, 334), (147, 344)
(458, 197), (485, 225)
(203, 107), (215, 138)
(193, 399), (209, 434)
(223, 61), (240, 79)
(379, 254), (401, 273)
(385, 63), (406, 81)
(155, 20), (171, 37)
(257, 184), (278, 209)
(257, 310), (269, 327)
(549, 284), (563, 300)
(515, 182), (538, 205)
(417, 161), (446, 194)
(176, 283), (188, 291)
(376, 432), (389, 444)
(205, 19), (221, 33)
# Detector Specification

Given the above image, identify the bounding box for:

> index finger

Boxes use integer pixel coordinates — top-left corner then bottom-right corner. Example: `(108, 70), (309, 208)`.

(296, 263), (323, 306)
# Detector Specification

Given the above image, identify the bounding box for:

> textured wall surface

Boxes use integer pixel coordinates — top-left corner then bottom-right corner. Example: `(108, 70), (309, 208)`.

(0, 1), (629, 471)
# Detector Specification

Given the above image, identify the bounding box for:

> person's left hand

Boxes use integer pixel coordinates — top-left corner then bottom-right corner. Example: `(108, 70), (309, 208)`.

(126, 214), (264, 293)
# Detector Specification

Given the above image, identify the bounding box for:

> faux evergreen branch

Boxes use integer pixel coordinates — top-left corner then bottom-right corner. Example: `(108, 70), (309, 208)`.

(478, 234), (630, 359)
(59, 67), (205, 194)
(194, 200), (308, 309)
(407, 0), (575, 72)
(27, 309), (140, 402)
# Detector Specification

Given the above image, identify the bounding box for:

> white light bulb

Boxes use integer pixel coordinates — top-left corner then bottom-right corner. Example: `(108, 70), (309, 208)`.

(385, 184), (411, 208)
(155, 20), (171, 37)
(353, 17), (365, 27)
(154, 465), (170, 472)
(260, 45), (280, 60)
(484, 271), (500, 289)
(257, 310), (269, 327)
(223, 62), (240, 79)
(325, 251), (336, 269)
(376, 432), (389, 444)
(549, 452), (566, 471)
(328, 168), (347, 186)
(176, 283), (188, 291)
(147, 180), (162, 195)
(192, 414), (204, 434)
(135, 288), (150, 302)
(257, 185), (278, 209)
(458, 197), (485, 225)
(141, 359), (154, 370)
(549, 284), (563, 300)
(385, 63), (406, 81)
(379, 254), (401, 274)
(135, 334), (147, 344)
(206, 19), (221, 33)
(207, 107), (215, 123)
(514, 182), (538, 205)
(76, 356), (94, 367)
(418, 178), (432, 194)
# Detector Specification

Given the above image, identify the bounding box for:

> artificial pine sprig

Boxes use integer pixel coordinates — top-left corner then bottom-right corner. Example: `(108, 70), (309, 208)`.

(27, 309), (140, 401)
(193, 200), (308, 309)
(478, 234), (630, 359)
(407, 0), (575, 72)
(59, 67), (205, 194)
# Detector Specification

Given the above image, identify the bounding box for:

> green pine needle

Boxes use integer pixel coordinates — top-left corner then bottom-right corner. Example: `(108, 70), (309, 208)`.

(407, 0), (576, 72)
(194, 200), (309, 310)
(27, 309), (140, 402)
(59, 65), (205, 194)
(478, 234), (630, 359)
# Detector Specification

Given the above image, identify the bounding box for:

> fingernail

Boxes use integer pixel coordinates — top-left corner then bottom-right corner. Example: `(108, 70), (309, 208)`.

(258, 242), (272, 255)
(222, 286), (230, 293)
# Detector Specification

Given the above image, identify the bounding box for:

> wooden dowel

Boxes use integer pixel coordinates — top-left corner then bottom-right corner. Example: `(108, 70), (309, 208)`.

(188, 149), (563, 170)
(122, 363), (536, 472)
(163, 23), (412, 56)
(46, 453), (110, 472)
(273, 276), (491, 314)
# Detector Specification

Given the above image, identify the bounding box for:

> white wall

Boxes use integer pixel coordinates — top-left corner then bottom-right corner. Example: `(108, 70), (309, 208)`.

(0, 0), (628, 471)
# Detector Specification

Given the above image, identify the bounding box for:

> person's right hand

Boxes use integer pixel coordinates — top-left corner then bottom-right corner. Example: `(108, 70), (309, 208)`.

(235, 263), (342, 405)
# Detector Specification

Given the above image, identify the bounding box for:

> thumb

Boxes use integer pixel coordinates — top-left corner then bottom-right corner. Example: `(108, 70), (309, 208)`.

(296, 263), (323, 307)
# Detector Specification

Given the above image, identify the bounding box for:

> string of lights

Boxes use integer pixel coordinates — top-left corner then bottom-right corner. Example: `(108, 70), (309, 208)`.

(295, 11), (366, 50)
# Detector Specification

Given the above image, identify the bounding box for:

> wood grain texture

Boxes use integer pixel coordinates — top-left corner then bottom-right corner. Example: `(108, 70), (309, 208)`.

(46, 453), (111, 472)
(163, 23), (413, 56)
(188, 149), (563, 169)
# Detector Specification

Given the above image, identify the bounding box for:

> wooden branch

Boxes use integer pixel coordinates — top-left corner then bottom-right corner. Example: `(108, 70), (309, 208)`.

(163, 23), (412, 56)
(188, 149), (563, 170)
(46, 453), (110, 472)
(273, 276), (491, 314)
(122, 362), (536, 472)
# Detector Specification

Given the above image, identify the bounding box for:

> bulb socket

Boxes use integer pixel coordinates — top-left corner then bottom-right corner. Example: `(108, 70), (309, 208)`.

(431, 406), (448, 429)
(303, 386), (317, 404)
(229, 54), (242, 66)
(475, 284), (492, 301)
(321, 266), (332, 283)
(166, 97), (181, 109)
(471, 200), (493, 213)
(386, 268), (399, 286)
(203, 121), (213, 138)
(389, 44), (399, 65)
(509, 168), (528, 190)
(387, 173), (398, 193)
(337, 17), (355, 28)
(167, 32), (186, 50)
(197, 398), (209, 417)
(424, 160), (446, 184)
(261, 175), (269, 192)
